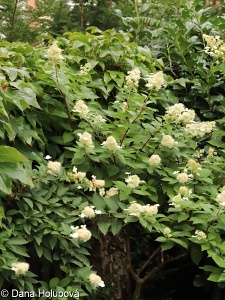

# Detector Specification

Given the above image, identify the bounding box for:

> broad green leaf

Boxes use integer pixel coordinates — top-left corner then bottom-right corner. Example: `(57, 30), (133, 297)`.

(0, 146), (29, 163)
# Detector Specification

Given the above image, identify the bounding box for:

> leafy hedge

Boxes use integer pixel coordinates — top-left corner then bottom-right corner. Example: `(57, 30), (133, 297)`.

(1, 3), (225, 299)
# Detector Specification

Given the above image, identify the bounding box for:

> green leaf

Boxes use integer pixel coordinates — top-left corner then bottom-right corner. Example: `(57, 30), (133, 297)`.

(0, 163), (33, 186)
(49, 277), (60, 289)
(0, 174), (12, 194)
(111, 219), (122, 235)
(98, 220), (111, 235)
(0, 146), (29, 162)
(59, 277), (72, 288)
(191, 245), (203, 265)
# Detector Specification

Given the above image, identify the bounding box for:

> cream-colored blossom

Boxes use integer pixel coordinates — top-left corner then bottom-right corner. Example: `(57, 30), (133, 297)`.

(149, 154), (161, 167)
(165, 103), (195, 125)
(72, 100), (89, 118)
(93, 115), (106, 124)
(207, 147), (217, 158)
(80, 62), (92, 75)
(125, 174), (144, 188)
(177, 172), (189, 183)
(192, 230), (207, 240)
(46, 43), (63, 63)
(161, 135), (175, 149)
(92, 176), (105, 189)
(77, 132), (93, 147)
(145, 71), (164, 90)
(126, 202), (144, 217)
(99, 188), (106, 197)
(186, 159), (202, 174)
(89, 273), (105, 288)
(179, 186), (190, 197)
(47, 161), (61, 173)
(11, 262), (29, 275)
(203, 34), (225, 60)
(80, 206), (96, 218)
(163, 227), (172, 238)
(105, 187), (119, 198)
(70, 225), (92, 242)
(216, 190), (225, 206)
(125, 67), (141, 87)
(185, 121), (215, 137)
(144, 204), (159, 216)
(101, 136), (121, 151)
(170, 194), (183, 208)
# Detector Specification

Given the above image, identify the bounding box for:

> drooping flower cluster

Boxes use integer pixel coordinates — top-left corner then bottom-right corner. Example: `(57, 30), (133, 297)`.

(70, 225), (92, 242)
(101, 136), (121, 151)
(89, 273), (105, 288)
(72, 100), (89, 118)
(145, 71), (164, 91)
(125, 67), (141, 87)
(149, 154), (161, 167)
(77, 132), (93, 147)
(202, 34), (225, 60)
(11, 262), (29, 275)
(45, 43), (63, 63)
(80, 206), (101, 218)
(161, 135), (175, 149)
(125, 202), (159, 217)
(165, 103), (195, 125)
(185, 121), (216, 138)
(80, 62), (92, 76)
(47, 161), (61, 173)
(192, 230), (207, 240)
(125, 174), (144, 188)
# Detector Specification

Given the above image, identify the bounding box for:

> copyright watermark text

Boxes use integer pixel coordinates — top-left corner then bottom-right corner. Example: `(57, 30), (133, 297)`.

(1, 289), (79, 298)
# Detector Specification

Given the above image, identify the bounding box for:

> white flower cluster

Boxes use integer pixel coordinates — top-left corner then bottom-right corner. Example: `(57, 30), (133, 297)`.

(105, 187), (119, 198)
(77, 131), (93, 147)
(207, 147), (217, 158)
(161, 135), (175, 149)
(45, 43), (63, 63)
(85, 175), (105, 193)
(47, 161), (61, 173)
(101, 136), (121, 151)
(92, 115), (106, 125)
(125, 174), (144, 188)
(145, 71), (164, 91)
(165, 103), (195, 125)
(71, 166), (86, 182)
(125, 202), (159, 217)
(80, 62), (92, 76)
(72, 100), (89, 118)
(80, 206), (101, 218)
(203, 34), (225, 59)
(11, 262), (29, 275)
(176, 172), (189, 183)
(185, 121), (216, 138)
(89, 273), (105, 288)
(186, 159), (202, 175)
(215, 190), (225, 206)
(125, 67), (141, 87)
(163, 227), (172, 238)
(70, 225), (92, 242)
(149, 154), (161, 167)
(170, 193), (189, 208)
(192, 230), (207, 240)
(179, 186), (192, 197)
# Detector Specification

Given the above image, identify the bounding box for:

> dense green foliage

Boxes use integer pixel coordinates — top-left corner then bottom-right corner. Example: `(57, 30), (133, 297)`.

(1, 1), (225, 300)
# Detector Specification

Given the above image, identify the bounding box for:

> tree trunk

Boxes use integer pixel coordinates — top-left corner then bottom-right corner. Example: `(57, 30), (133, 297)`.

(90, 228), (132, 300)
